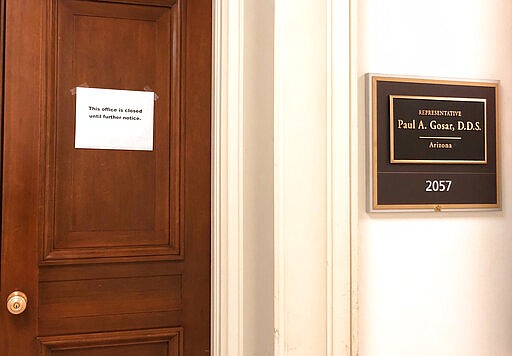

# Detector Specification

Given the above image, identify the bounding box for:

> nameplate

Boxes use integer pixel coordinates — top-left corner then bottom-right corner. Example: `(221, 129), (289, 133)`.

(367, 75), (499, 211)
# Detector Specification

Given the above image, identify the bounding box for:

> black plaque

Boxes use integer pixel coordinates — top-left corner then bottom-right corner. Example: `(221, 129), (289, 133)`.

(368, 75), (499, 211)
(390, 96), (486, 163)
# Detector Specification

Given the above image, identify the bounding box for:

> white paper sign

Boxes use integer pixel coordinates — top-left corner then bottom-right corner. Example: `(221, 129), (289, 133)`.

(75, 87), (154, 151)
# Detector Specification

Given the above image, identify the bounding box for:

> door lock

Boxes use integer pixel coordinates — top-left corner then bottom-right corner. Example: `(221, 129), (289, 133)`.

(6, 291), (27, 315)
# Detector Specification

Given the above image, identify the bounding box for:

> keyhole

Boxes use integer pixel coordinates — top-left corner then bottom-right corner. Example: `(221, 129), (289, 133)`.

(13, 302), (20, 310)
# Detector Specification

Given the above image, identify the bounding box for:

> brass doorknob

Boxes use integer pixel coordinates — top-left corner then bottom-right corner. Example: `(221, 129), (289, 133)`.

(6, 291), (27, 315)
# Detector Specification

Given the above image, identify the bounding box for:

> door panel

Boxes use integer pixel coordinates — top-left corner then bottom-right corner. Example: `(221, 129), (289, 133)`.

(38, 271), (183, 334)
(46, 0), (181, 262)
(38, 328), (182, 356)
(0, 0), (211, 354)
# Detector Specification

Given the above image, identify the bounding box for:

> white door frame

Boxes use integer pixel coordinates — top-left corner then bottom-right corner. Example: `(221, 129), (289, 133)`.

(211, 1), (357, 355)
(211, 0), (244, 355)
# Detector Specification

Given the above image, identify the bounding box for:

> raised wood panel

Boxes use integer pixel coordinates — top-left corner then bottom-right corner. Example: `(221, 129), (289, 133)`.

(39, 328), (182, 356)
(40, 275), (182, 317)
(39, 261), (185, 282)
(95, 0), (177, 7)
(39, 310), (183, 336)
(39, 274), (183, 334)
(42, 0), (183, 263)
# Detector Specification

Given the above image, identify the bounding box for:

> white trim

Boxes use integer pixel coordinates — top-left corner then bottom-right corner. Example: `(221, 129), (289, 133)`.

(328, 0), (357, 355)
(211, 0), (222, 353)
(326, 0), (334, 353)
(273, 0), (285, 353)
(226, 0), (245, 354)
(212, 0), (244, 355)
(349, 0), (359, 354)
(274, 1), (331, 355)
(213, 0), (357, 354)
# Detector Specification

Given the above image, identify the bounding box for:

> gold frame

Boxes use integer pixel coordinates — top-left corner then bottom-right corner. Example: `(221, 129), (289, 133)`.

(369, 75), (500, 211)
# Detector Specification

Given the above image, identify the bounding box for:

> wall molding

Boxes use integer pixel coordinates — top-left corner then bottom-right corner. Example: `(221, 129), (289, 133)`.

(327, 0), (358, 355)
(274, 0), (356, 355)
(349, 0), (359, 353)
(274, 0), (332, 355)
(211, 0), (244, 355)
(273, 0), (285, 352)
(213, 0), (357, 354)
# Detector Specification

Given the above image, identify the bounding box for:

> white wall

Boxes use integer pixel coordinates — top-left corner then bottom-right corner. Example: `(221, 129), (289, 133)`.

(357, 1), (512, 355)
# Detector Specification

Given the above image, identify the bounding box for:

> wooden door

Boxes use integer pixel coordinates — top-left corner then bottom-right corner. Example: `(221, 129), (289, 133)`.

(0, 0), (212, 355)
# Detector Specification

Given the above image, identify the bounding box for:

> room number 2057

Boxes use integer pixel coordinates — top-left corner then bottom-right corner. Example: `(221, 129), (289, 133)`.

(425, 180), (452, 192)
